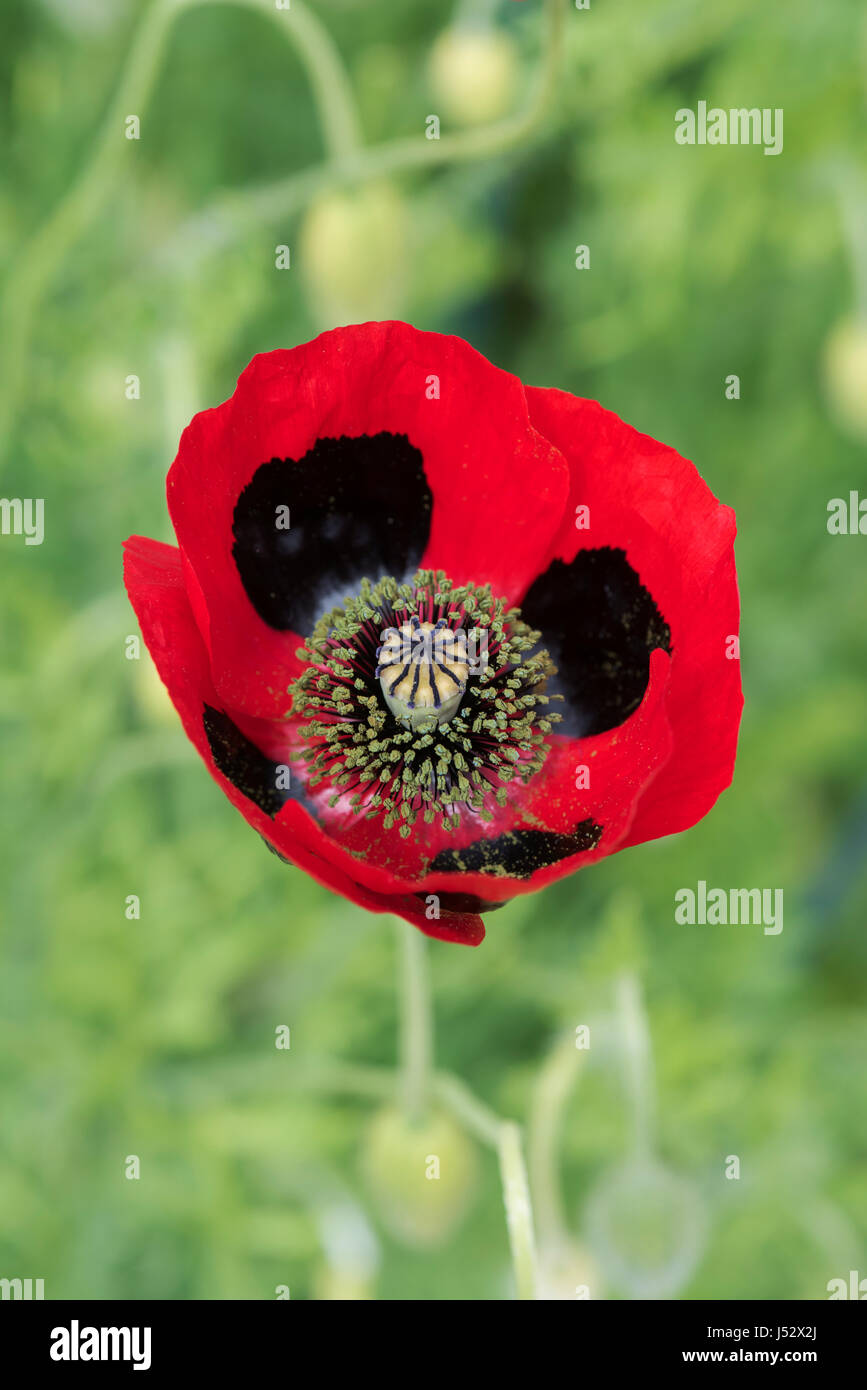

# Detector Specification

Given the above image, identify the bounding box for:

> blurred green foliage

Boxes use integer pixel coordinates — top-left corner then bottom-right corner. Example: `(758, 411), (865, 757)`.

(0, 0), (865, 1300)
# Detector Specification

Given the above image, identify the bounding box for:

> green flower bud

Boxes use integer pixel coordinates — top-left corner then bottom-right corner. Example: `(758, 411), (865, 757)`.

(299, 183), (409, 327)
(428, 28), (518, 127)
(360, 1105), (479, 1248)
(584, 1157), (707, 1299)
(823, 317), (867, 439)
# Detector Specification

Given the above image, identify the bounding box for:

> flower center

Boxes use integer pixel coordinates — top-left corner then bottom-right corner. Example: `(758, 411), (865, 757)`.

(290, 570), (559, 838)
(377, 617), (469, 729)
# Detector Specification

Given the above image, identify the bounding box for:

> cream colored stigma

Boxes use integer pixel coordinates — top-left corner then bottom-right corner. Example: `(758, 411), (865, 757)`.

(377, 617), (469, 730)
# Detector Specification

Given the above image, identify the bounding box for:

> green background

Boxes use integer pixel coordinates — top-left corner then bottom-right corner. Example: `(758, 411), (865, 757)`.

(1, 0), (865, 1300)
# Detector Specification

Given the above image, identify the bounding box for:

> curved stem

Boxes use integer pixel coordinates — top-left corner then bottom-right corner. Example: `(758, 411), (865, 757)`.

(617, 971), (655, 1159)
(394, 920), (538, 1296)
(227, 0), (362, 162)
(528, 1028), (586, 1249)
(395, 919), (433, 1125)
(498, 1121), (538, 1300)
(289, 1051), (540, 1300)
(0, 0), (363, 456)
(160, 0), (566, 261)
(434, 1071), (502, 1148)
(0, 0), (179, 451)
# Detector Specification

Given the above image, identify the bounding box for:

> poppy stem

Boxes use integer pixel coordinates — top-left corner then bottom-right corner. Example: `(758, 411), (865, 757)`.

(616, 970), (655, 1160)
(528, 1028), (588, 1251)
(233, 0), (363, 163)
(393, 920), (538, 1297)
(498, 1122), (539, 1301)
(395, 920), (433, 1126)
(0, 0), (567, 454)
(291, 1053), (540, 1298)
(0, 0), (364, 456)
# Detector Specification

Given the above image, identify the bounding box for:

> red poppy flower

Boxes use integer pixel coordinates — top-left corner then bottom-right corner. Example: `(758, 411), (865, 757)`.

(124, 322), (741, 946)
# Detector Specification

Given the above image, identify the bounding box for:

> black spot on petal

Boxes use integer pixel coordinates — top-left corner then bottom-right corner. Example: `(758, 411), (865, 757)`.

(430, 819), (603, 879)
(232, 433), (432, 633)
(414, 891), (510, 916)
(203, 705), (312, 820)
(521, 547), (670, 738)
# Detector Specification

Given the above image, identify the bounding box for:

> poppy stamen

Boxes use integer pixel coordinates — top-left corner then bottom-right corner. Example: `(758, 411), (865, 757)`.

(290, 570), (560, 838)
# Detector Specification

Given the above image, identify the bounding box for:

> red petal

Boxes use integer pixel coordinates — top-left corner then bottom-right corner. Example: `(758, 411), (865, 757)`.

(166, 324), (569, 720)
(290, 646), (672, 905)
(525, 387), (742, 843)
(123, 535), (484, 945)
(414, 646), (674, 901)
